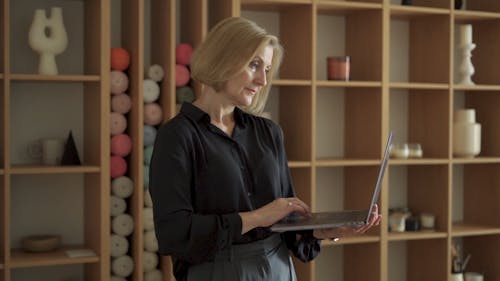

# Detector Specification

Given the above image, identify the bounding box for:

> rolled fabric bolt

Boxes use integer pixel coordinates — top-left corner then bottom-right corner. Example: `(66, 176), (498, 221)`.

(110, 112), (127, 136)
(143, 207), (155, 231)
(144, 103), (163, 126)
(144, 190), (153, 208)
(175, 64), (190, 86)
(143, 79), (160, 103)
(176, 86), (195, 104)
(111, 133), (132, 157)
(147, 64), (165, 82)
(144, 165), (150, 189)
(111, 156), (128, 179)
(176, 43), (193, 66)
(143, 251), (159, 272)
(111, 93), (132, 114)
(111, 276), (127, 281)
(110, 70), (129, 94)
(110, 234), (129, 257)
(144, 269), (163, 281)
(144, 145), (154, 165)
(112, 255), (134, 277)
(111, 47), (130, 71)
(143, 125), (157, 147)
(144, 230), (159, 252)
(111, 176), (134, 198)
(112, 213), (134, 236)
(110, 195), (127, 217)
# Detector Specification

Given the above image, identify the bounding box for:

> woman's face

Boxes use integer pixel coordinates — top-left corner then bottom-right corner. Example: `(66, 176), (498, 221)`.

(222, 45), (274, 107)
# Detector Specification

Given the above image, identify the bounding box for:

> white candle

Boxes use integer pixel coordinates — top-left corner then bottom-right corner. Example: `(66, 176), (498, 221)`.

(460, 24), (473, 45)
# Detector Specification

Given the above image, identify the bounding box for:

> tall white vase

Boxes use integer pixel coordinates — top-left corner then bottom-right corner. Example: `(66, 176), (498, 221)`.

(453, 109), (481, 157)
(28, 7), (68, 75)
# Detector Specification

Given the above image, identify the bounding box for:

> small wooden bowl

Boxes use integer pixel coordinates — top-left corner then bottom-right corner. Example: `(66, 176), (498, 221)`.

(21, 235), (61, 252)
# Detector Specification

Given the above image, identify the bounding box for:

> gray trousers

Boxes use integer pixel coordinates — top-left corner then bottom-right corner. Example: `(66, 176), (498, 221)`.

(187, 234), (297, 281)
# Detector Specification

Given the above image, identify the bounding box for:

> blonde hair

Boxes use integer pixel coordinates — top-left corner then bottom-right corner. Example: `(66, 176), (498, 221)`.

(190, 17), (283, 114)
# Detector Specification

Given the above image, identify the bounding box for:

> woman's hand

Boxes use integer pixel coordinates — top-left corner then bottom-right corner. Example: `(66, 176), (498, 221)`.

(312, 204), (382, 240)
(239, 197), (311, 235)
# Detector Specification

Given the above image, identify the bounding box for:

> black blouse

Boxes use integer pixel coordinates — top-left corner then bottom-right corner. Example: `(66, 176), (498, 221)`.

(149, 103), (321, 279)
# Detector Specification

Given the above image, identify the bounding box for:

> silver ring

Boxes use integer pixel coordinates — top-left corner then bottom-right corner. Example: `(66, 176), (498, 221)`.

(288, 202), (293, 206)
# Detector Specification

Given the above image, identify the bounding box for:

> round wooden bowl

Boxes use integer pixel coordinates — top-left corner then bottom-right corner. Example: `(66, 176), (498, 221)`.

(21, 234), (61, 252)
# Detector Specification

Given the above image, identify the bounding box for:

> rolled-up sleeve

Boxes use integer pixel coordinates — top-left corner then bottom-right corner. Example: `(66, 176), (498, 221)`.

(149, 123), (242, 264)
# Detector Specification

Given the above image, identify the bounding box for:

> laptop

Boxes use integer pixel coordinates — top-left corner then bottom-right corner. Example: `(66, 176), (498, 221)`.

(270, 131), (393, 232)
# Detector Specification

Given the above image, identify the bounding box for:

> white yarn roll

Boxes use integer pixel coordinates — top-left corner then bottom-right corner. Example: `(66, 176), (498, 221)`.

(143, 79), (160, 103)
(143, 251), (159, 272)
(110, 195), (127, 217)
(111, 276), (127, 281)
(144, 190), (153, 207)
(143, 207), (155, 231)
(147, 64), (165, 82)
(110, 234), (129, 257)
(111, 176), (134, 198)
(144, 230), (159, 252)
(112, 214), (134, 236)
(112, 255), (134, 277)
(144, 269), (163, 281)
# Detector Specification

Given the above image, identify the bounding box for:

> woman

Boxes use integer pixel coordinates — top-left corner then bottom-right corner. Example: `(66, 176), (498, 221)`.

(149, 17), (381, 281)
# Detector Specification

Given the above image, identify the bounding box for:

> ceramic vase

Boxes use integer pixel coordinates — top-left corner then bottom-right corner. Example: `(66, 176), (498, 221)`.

(453, 109), (481, 157)
(28, 7), (68, 75)
(458, 25), (476, 85)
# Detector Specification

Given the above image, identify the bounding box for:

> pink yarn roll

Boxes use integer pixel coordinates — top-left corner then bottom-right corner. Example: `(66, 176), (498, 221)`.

(110, 71), (129, 94)
(110, 112), (127, 136)
(111, 156), (128, 178)
(111, 93), (132, 114)
(111, 134), (133, 157)
(144, 103), (163, 126)
(175, 64), (190, 87)
(176, 43), (193, 66)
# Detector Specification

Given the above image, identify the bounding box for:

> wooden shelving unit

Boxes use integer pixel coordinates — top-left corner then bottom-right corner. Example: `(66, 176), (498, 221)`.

(2, 0), (500, 280)
(1, 0), (110, 280)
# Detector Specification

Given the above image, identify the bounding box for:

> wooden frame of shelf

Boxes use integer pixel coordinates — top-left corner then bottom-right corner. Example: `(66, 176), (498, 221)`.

(2, 0), (110, 280)
(3, 0), (500, 281)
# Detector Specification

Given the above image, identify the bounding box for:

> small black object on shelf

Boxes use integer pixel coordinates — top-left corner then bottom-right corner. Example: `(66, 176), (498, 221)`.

(455, 0), (463, 9)
(401, 0), (412, 5)
(61, 131), (81, 165)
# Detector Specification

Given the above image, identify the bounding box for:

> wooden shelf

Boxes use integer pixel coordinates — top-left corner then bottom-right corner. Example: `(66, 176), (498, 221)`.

(453, 84), (500, 91)
(316, 80), (382, 88)
(288, 161), (311, 168)
(388, 158), (449, 165)
(10, 246), (99, 268)
(316, 1), (382, 14)
(390, 5), (450, 19)
(388, 230), (448, 241)
(452, 223), (500, 237)
(273, 79), (311, 86)
(452, 157), (500, 164)
(321, 235), (380, 246)
(9, 74), (100, 82)
(9, 165), (100, 175)
(454, 10), (500, 21)
(389, 82), (449, 90)
(315, 158), (380, 167)
(241, 0), (311, 11)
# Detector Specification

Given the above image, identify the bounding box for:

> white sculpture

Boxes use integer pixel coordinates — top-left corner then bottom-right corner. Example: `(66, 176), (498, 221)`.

(28, 7), (68, 75)
(458, 24), (476, 85)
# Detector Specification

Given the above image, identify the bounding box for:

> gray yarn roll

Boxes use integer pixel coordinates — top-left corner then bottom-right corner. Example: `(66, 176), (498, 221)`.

(143, 207), (154, 231)
(176, 86), (195, 104)
(144, 269), (162, 281)
(110, 196), (126, 217)
(112, 214), (134, 236)
(144, 230), (159, 252)
(112, 255), (134, 277)
(143, 251), (159, 272)
(111, 176), (134, 199)
(110, 234), (129, 257)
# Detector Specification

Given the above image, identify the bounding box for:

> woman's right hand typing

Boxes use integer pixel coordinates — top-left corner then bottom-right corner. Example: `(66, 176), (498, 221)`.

(239, 197), (311, 235)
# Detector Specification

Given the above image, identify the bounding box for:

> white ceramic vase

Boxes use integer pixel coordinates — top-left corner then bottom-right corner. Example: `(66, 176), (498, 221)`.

(453, 109), (481, 157)
(28, 7), (68, 75)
